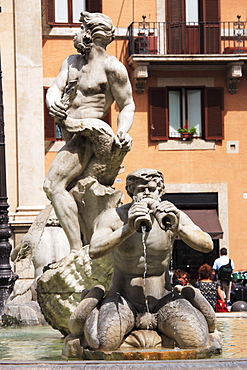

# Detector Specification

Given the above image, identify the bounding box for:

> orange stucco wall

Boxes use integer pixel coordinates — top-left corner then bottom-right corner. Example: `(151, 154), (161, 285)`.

(103, 0), (157, 26)
(221, 0), (247, 22)
(43, 2), (247, 271)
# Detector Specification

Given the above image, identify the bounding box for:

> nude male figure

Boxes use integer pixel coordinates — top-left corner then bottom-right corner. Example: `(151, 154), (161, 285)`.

(43, 12), (135, 252)
(69, 169), (214, 350)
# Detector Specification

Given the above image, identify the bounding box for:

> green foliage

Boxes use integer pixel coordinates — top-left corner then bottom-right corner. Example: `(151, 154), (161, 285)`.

(178, 127), (197, 135)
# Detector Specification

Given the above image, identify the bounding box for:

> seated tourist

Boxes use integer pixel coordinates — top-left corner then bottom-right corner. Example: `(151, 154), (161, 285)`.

(173, 269), (190, 286)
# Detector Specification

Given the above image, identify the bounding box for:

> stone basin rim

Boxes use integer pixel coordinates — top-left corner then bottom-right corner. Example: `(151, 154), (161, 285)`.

(82, 345), (219, 361)
(1, 358), (247, 369)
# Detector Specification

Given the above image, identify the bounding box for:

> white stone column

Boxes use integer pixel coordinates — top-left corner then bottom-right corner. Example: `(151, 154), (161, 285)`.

(156, 0), (166, 54)
(1, 0), (18, 216)
(14, 0), (47, 223)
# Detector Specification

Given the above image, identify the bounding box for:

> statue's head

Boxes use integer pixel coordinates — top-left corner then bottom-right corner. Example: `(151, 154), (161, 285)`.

(126, 169), (166, 201)
(79, 11), (115, 46)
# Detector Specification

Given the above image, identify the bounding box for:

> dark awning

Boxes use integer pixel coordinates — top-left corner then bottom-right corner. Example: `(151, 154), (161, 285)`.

(183, 209), (223, 239)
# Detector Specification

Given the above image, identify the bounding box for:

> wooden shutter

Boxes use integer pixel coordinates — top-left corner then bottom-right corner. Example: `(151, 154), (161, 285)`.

(46, 0), (55, 25)
(166, 0), (185, 54)
(203, 0), (220, 22)
(204, 87), (224, 140)
(86, 0), (102, 12)
(44, 88), (56, 141)
(166, 0), (183, 22)
(200, 0), (220, 53)
(149, 88), (168, 141)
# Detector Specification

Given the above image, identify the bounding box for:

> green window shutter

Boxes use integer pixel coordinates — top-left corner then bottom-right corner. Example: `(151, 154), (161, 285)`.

(204, 87), (224, 140)
(149, 88), (168, 141)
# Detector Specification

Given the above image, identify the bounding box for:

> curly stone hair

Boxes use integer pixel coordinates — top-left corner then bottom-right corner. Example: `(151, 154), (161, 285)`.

(125, 168), (166, 198)
(79, 11), (115, 46)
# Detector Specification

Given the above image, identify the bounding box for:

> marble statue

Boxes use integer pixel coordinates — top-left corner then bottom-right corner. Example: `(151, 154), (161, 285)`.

(3, 205), (70, 326)
(43, 11), (135, 252)
(5, 11), (134, 330)
(11, 205), (70, 279)
(66, 168), (221, 353)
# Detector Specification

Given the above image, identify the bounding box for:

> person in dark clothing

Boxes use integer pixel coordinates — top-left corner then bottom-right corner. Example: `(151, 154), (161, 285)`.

(212, 247), (234, 306)
(195, 264), (224, 311)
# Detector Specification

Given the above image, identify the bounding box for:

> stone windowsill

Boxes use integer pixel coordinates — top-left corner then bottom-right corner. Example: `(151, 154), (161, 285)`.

(158, 139), (216, 151)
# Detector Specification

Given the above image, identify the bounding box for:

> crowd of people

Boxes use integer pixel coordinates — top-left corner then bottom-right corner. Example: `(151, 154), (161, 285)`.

(172, 247), (234, 312)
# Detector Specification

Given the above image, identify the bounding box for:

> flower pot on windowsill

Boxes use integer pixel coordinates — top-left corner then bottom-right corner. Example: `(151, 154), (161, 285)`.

(181, 132), (194, 141)
(178, 127), (197, 141)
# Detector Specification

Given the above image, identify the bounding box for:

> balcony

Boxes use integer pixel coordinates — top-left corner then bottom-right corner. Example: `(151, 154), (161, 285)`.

(128, 18), (247, 56)
(127, 18), (247, 93)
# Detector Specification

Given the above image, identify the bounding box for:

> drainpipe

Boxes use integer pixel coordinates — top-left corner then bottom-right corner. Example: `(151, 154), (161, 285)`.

(0, 54), (18, 316)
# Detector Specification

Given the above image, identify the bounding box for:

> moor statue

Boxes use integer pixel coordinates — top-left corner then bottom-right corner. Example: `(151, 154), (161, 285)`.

(67, 169), (221, 352)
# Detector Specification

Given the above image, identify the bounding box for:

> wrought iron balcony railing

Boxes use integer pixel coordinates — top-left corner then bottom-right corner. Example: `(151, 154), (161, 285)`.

(128, 19), (247, 56)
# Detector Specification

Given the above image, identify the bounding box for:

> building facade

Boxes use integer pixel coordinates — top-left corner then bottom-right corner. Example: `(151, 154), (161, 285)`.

(1, 0), (247, 280)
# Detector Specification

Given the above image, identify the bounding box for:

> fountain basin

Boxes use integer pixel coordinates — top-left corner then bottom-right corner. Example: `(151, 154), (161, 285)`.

(62, 328), (221, 360)
(0, 313), (247, 361)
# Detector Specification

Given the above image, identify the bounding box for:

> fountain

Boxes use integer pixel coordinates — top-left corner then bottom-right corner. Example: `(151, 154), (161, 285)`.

(21, 166), (220, 360)
(52, 168), (221, 360)
(0, 10), (228, 365)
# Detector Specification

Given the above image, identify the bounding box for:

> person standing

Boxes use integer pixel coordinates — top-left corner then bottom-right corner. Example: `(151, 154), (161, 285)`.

(195, 264), (225, 311)
(212, 247), (234, 306)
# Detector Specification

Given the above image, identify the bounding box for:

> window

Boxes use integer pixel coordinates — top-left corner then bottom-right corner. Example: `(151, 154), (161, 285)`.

(149, 87), (224, 141)
(46, 0), (102, 27)
(169, 88), (201, 138)
(166, 0), (220, 54)
(185, 0), (198, 25)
